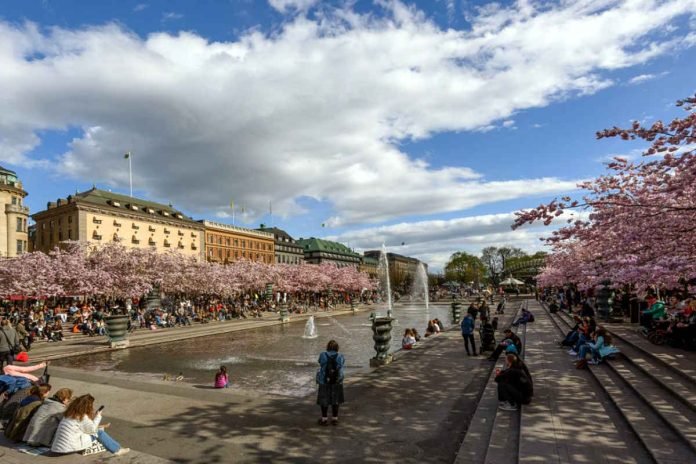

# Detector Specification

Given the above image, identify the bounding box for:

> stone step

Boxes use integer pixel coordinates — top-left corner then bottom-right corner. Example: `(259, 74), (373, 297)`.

(521, 301), (644, 464)
(590, 362), (696, 463)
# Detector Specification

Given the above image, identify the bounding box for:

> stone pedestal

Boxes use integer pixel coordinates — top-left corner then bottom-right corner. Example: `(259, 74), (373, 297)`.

(279, 304), (290, 323)
(451, 301), (462, 324)
(370, 316), (394, 367)
(105, 315), (130, 349)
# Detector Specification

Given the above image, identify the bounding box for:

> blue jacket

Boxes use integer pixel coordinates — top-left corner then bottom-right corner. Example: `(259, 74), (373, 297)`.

(589, 336), (619, 358)
(0, 375), (32, 395)
(316, 351), (345, 385)
(461, 316), (475, 335)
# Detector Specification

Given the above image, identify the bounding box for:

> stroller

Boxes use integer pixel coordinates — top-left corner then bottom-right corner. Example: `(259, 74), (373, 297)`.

(479, 322), (497, 353)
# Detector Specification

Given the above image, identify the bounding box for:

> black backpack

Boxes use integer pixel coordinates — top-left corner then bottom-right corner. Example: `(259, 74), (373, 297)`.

(325, 355), (339, 385)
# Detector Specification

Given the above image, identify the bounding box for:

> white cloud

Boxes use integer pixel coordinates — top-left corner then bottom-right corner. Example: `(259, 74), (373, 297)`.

(628, 71), (669, 85)
(268, 0), (318, 13)
(162, 12), (183, 21)
(133, 3), (148, 12)
(0, 0), (695, 225)
(327, 210), (586, 271)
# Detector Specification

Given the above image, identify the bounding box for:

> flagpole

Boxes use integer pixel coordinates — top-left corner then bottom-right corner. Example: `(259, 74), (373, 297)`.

(232, 204), (235, 226)
(128, 152), (133, 197)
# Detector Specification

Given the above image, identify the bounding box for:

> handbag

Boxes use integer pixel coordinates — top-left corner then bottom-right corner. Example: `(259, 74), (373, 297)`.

(1, 329), (20, 355)
(38, 365), (50, 385)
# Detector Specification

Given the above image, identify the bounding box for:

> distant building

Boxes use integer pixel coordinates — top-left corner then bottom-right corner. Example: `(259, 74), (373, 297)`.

(359, 255), (379, 278)
(31, 187), (204, 259)
(0, 166), (29, 257)
(296, 237), (361, 267)
(363, 251), (426, 279)
(201, 221), (274, 264)
(257, 226), (304, 265)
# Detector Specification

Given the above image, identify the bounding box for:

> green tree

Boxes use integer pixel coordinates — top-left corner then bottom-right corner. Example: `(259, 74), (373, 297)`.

(444, 252), (486, 286)
(480, 246), (527, 284)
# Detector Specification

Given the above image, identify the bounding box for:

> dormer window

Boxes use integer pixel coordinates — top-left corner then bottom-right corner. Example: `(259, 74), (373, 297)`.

(147, 208), (155, 214)
(111, 201), (121, 207)
(161, 211), (170, 217)
(176, 214), (183, 219)
(130, 205), (139, 211)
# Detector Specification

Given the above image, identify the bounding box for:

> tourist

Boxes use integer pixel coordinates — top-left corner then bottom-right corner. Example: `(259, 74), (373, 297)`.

(641, 298), (666, 330)
(576, 327), (619, 365)
(0, 319), (20, 368)
(4, 384), (52, 441)
(487, 329), (522, 361)
(512, 308), (534, 327)
(425, 320), (436, 337)
(411, 328), (422, 342)
(316, 339), (345, 426)
(479, 316), (496, 353)
(51, 394), (129, 456)
(214, 366), (229, 388)
(3, 353), (47, 383)
(460, 313), (477, 356)
(494, 353), (533, 411)
(402, 329), (416, 350)
(433, 319), (443, 332)
(23, 388), (73, 447)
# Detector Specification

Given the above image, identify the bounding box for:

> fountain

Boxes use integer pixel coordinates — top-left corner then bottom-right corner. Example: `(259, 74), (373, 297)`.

(378, 244), (392, 312)
(411, 262), (429, 310)
(302, 316), (318, 339)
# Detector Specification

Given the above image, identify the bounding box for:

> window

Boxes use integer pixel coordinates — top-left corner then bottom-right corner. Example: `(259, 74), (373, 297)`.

(164, 240), (171, 248)
(16, 218), (22, 232)
(234, 239), (238, 246)
(93, 232), (102, 241)
(242, 251), (246, 258)
(58, 231), (63, 241)
(132, 223), (140, 230)
(242, 240), (246, 248)
(16, 240), (23, 254)
(68, 230), (73, 240)
(68, 216), (72, 224)
(113, 220), (122, 227)
(218, 249), (222, 258)
(149, 226), (156, 232)
(218, 237), (222, 245)
(93, 217), (102, 224)
(11, 197), (17, 205)
(132, 235), (140, 244)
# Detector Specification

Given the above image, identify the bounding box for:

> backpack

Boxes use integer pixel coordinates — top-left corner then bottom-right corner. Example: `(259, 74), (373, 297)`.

(325, 355), (339, 385)
(528, 313), (535, 322)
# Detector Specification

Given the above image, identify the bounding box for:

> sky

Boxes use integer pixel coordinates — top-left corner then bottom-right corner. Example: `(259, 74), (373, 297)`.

(1, 0), (695, 271)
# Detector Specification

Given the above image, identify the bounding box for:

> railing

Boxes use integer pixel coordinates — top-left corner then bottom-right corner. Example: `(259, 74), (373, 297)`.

(4, 204), (29, 215)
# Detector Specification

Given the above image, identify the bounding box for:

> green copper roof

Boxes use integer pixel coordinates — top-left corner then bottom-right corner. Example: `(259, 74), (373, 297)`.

(296, 237), (360, 257)
(0, 165), (16, 176)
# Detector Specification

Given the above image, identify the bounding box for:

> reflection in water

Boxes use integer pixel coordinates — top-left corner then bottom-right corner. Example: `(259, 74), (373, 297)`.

(56, 305), (451, 398)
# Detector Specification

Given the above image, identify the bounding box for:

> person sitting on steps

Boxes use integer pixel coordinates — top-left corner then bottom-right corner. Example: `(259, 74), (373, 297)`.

(487, 329), (522, 361)
(495, 353), (533, 411)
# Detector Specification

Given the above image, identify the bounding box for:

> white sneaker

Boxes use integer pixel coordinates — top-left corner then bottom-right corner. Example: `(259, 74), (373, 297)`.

(498, 402), (518, 411)
(114, 448), (130, 456)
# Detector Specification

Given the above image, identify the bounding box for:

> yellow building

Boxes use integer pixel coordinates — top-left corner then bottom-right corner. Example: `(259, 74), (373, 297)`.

(0, 166), (30, 257)
(201, 221), (274, 264)
(31, 188), (204, 258)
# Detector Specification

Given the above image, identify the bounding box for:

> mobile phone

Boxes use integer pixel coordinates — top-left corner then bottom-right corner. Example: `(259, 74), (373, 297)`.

(97, 405), (105, 412)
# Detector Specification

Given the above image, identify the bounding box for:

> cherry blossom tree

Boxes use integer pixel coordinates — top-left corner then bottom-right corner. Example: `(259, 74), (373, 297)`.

(515, 94), (696, 292)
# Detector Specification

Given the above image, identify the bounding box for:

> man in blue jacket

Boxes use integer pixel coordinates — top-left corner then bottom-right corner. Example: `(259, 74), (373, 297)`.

(461, 313), (477, 356)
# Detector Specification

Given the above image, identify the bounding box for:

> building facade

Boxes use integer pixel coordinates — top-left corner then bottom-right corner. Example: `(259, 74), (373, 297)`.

(359, 255), (379, 278)
(31, 188), (204, 258)
(296, 237), (361, 267)
(202, 221), (274, 264)
(364, 251), (427, 278)
(257, 226), (304, 265)
(0, 166), (30, 258)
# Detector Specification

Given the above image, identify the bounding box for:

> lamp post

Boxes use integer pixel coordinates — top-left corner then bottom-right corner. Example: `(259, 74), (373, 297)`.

(596, 280), (614, 322)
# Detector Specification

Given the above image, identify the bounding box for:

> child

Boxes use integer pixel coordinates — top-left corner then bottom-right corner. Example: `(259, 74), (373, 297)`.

(214, 366), (229, 388)
(402, 329), (416, 350)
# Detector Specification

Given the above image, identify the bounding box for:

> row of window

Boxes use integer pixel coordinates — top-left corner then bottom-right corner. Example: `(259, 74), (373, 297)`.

(94, 217), (196, 237)
(42, 216), (73, 229)
(276, 254), (302, 264)
(92, 232), (198, 250)
(16, 240), (27, 254)
(16, 217), (27, 233)
(207, 247), (273, 263)
(207, 234), (272, 251)
(10, 196), (22, 206)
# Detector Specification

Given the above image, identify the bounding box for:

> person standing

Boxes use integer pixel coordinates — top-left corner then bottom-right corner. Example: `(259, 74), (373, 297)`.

(316, 340), (345, 426)
(460, 313), (477, 356)
(0, 318), (20, 368)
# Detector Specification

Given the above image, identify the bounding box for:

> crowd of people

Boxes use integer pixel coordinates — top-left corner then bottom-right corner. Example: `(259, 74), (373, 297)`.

(0, 352), (129, 456)
(544, 286), (696, 352)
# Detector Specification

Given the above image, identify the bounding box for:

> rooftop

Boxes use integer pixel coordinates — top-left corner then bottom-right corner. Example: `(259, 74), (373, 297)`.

(296, 237), (361, 257)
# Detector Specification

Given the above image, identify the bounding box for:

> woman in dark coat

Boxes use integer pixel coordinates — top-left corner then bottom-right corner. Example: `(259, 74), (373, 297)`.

(316, 339), (345, 426)
(495, 353), (533, 411)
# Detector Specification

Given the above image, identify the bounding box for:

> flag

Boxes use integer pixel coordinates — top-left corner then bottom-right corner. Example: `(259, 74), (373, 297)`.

(230, 200), (234, 209)
(124, 152), (130, 159)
